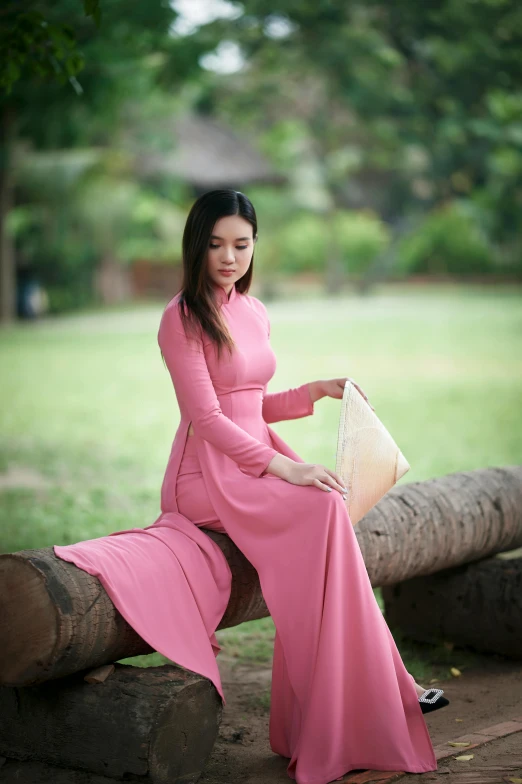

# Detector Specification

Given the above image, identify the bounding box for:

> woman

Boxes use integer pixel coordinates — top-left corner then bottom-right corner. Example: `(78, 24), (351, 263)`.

(55, 189), (439, 784)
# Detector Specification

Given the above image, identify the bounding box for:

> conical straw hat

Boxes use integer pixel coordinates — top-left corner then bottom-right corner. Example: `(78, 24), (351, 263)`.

(335, 380), (410, 526)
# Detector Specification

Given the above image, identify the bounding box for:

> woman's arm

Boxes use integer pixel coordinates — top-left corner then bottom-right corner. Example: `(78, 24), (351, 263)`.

(262, 381), (317, 424)
(158, 302), (279, 477)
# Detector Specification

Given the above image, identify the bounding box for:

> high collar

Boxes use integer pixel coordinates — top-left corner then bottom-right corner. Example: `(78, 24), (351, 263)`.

(212, 280), (238, 306)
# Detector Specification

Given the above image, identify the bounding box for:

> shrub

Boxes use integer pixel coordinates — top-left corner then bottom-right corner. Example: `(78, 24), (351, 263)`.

(396, 203), (493, 276)
(276, 213), (328, 274)
(333, 210), (390, 277)
(269, 209), (390, 277)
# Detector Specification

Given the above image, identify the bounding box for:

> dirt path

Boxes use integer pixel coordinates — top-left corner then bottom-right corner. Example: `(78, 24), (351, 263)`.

(199, 653), (522, 784)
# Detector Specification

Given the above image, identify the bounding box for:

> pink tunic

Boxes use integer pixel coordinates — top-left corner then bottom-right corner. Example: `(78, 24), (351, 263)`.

(54, 282), (437, 784)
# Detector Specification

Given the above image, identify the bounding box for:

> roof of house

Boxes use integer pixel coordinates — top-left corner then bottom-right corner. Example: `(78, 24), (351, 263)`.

(135, 111), (286, 188)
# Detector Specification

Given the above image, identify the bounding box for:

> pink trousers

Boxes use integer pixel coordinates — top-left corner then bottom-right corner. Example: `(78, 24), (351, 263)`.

(175, 434), (227, 532)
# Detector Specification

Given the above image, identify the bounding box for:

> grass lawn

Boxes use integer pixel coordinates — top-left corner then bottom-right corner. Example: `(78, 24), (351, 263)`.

(1, 282), (521, 682)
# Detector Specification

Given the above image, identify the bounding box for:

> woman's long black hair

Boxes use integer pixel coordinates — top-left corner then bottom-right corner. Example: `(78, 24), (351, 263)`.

(161, 189), (258, 366)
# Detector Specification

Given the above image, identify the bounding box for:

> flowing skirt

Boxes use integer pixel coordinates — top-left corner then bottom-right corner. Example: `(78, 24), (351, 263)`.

(175, 435), (438, 783)
(54, 428), (437, 784)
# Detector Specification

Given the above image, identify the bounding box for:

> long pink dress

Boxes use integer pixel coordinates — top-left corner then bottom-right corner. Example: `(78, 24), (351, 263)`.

(53, 281), (437, 784)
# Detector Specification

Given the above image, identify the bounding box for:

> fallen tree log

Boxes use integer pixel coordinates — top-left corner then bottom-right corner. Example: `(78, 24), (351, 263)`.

(355, 464), (522, 586)
(1, 464), (521, 687)
(0, 533), (262, 687)
(382, 554), (522, 658)
(0, 663), (221, 784)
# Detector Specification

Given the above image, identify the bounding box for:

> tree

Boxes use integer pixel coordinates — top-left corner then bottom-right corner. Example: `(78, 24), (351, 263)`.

(185, 1), (522, 284)
(1, 1), (99, 322)
(0, 0), (194, 322)
(1, 2), (101, 96)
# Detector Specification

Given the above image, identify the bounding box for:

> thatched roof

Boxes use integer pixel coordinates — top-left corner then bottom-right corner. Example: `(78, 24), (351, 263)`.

(135, 112), (286, 189)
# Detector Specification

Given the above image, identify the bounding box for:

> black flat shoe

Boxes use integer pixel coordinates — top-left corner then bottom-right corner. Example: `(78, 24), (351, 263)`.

(418, 688), (450, 714)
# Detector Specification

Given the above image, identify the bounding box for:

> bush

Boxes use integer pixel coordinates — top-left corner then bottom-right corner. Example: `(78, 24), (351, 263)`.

(333, 210), (390, 277)
(396, 203), (494, 277)
(276, 213), (328, 274)
(268, 209), (390, 277)
(46, 284), (93, 314)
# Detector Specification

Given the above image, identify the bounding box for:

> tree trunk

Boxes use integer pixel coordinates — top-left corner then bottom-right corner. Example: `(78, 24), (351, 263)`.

(1, 465), (521, 688)
(382, 555), (522, 658)
(0, 105), (16, 324)
(0, 663), (221, 784)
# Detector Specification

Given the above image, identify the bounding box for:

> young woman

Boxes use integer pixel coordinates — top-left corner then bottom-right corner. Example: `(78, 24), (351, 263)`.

(55, 189), (440, 784)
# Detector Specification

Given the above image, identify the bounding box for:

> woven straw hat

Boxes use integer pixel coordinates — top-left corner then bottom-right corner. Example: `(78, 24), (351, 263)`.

(335, 379), (410, 526)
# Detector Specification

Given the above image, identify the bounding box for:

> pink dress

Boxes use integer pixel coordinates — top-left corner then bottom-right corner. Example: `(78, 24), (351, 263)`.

(54, 282), (437, 784)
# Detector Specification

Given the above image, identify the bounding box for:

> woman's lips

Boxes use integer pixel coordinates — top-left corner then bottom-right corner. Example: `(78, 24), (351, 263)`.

(219, 270), (234, 276)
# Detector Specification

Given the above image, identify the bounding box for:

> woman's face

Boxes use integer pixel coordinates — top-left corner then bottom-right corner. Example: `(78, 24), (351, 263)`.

(206, 214), (256, 294)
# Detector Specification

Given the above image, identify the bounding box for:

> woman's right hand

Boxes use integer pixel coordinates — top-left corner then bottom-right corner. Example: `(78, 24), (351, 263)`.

(265, 454), (348, 499)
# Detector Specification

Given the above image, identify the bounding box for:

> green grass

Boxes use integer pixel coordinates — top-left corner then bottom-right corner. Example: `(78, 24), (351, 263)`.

(2, 283), (521, 677)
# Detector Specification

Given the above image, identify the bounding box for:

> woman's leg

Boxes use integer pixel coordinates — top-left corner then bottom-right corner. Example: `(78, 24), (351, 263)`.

(197, 466), (438, 782)
(175, 436), (228, 534)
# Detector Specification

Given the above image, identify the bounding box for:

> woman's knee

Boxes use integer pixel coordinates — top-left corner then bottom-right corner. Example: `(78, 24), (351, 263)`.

(315, 486), (348, 519)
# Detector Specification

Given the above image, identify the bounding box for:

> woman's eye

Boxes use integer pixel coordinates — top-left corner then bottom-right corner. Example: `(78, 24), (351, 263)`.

(209, 244), (248, 250)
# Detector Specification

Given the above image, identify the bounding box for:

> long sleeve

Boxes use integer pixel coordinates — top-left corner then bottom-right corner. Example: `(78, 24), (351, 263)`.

(158, 302), (279, 478)
(262, 382), (314, 424)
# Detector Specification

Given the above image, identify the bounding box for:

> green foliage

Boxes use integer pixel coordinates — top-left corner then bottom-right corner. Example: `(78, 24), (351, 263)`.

(201, 0), (522, 257)
(0, 1), (101, 94)
(1, 0), (195, 316)
(46, 284), (94, 314)
(239, 185), (298, 276)
(82, 0), (102, 27)
(1, 10), (82, 95)
(4, 0), (179, 150)
(5, 0), (522, 301)
(333, 210), (390, 276)
(7, 198), (97, 313)
(276, 213), (328, 273)
(257, 208), (390, 278)
(9, 146), (188, 312)
(396, 203), (494, 277)
(120, 193), (186, 264)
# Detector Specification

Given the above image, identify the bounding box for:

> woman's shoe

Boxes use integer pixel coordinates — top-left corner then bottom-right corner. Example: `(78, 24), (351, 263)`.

(418, 688), (450, 714)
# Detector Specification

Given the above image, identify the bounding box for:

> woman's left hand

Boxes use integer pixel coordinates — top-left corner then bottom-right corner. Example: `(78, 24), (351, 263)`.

(314, 377), (375, 410)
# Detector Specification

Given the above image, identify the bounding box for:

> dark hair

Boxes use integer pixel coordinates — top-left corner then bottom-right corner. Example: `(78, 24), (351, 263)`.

(161, 189), (258, 366)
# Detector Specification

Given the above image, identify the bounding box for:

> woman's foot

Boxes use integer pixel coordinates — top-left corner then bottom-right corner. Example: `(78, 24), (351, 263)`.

(414, 681), (429, 697)
(413, 679), (450, 713)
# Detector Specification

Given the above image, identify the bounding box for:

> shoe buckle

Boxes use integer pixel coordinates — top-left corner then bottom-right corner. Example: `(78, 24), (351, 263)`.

(418, 688), (444, 703)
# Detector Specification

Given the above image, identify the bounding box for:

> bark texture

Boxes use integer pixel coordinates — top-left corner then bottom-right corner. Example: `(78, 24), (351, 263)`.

(0, 664), (221, 784)
(382, 555), (522, 658)
(355, 464), (522, 586)
(0, 530), (266, 686)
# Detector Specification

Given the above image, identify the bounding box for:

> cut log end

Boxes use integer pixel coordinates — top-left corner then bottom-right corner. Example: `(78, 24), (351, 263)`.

(0, 550), (154, 686)
(0, 664), (223, 783)
(0, 554), (59, 684)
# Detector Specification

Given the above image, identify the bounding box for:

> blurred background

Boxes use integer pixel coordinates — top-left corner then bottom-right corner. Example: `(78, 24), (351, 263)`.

(1, 0), (521, 673)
